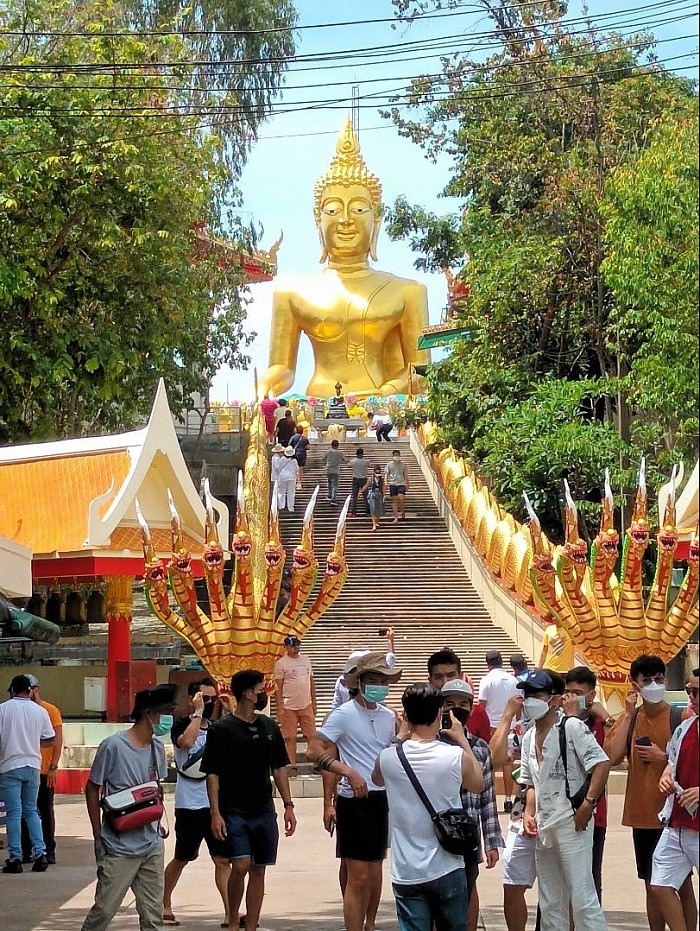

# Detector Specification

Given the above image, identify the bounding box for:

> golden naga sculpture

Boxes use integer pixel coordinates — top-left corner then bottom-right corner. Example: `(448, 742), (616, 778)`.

(137, 413), (351, 688)
(259, 119), (430, 399)
(416, 424), (699, 703)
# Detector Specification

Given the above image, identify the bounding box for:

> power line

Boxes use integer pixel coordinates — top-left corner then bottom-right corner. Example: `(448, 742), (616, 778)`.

(0, 1), (694, 74)
(1, 53), (695, 158)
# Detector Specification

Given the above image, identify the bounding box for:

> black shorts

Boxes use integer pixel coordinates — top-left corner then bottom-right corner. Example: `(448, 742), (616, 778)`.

(336, 792), (389, 862)
(174, 807), (230, 862)
(632, 827), (663, 881)
(225, 810), (279, 867)
(389, 485), (407, 497)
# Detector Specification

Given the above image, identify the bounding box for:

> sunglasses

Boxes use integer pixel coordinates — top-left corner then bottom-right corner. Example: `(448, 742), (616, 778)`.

(685, 687), (699, 698)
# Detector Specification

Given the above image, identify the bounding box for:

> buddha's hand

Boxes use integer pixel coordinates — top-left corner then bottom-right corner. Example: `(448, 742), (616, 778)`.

(259, 365), (295, 397)
(378, 379), (405, 396)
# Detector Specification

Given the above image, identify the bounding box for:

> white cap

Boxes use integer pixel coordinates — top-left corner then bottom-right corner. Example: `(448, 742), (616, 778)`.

(440, 678), (473, 698)
(344, 649), (370, 675)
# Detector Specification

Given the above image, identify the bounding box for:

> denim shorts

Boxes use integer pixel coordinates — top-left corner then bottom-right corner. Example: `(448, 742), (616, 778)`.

(393, 867), (468, 930)
(224, 810), (279, 866)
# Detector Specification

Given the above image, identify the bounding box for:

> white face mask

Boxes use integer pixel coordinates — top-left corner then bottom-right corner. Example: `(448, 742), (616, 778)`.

(523, 697), (552, 721)
(640, 682), (666, 704)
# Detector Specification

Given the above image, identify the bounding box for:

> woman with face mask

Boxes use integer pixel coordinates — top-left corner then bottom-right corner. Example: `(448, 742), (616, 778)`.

(518, 669), (611, 931)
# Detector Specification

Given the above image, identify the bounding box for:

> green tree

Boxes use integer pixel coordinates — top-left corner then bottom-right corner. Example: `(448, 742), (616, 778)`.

(385, 1), (695, 532)
(602, 103), (699, 454)
(0, 0), (276, 439)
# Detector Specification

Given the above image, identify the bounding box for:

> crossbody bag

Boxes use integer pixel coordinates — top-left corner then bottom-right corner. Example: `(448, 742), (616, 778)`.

(396, 742), (480, 862)
(101, 741), (169, 837)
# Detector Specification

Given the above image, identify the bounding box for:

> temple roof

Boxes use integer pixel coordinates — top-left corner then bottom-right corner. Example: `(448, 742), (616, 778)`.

(0, 381), (228, 579)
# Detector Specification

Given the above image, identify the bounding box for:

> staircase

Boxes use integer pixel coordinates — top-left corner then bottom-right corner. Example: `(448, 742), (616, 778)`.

(277, 438), (530, 722)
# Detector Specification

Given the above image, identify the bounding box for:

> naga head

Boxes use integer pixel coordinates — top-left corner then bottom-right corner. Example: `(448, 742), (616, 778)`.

(165, 488), (193, 573)
(203, 478), (224, 573)
(562, 480), (588, 568)
(658, 465), (679, 556)
(325, 550), (346, 577)
(628, 457), (651, 551)
(595, 470), (619, 563)
(136, 498), (168, 587)
(232, 530), (253, 560)
(265, 485), (284, 570)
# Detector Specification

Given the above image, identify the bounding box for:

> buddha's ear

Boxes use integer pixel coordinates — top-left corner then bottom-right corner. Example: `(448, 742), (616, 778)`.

(369, 207), (384, 262)
(317, 225), (328, 264)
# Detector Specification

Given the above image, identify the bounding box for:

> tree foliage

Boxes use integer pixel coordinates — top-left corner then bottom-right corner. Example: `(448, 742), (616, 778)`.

(386, 0), (697, 534)
(0, 0), (293, 440)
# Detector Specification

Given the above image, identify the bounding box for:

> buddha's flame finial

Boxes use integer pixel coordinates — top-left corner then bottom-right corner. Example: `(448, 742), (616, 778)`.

(335, 495), (351, 552)
(313, 118), (383, 223)
(167, 487), (185, 553)
(563, 480), (579, 541)
(663, 465), (678, 527)
(304, 486), (320, 530)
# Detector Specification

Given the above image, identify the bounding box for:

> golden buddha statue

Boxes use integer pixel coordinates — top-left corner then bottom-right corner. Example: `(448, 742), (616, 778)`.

(259, 120), (430, 399)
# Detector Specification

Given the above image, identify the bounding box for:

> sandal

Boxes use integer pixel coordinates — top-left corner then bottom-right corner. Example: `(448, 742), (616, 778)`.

(162, 915), (181, 927)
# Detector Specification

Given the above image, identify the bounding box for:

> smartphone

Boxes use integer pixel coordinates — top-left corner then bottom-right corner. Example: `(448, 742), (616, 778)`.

(328, 818), (336, 838)
(635, 736), (652, 747)
(378, 628), (388, 636)
(441, 711), (453, 730)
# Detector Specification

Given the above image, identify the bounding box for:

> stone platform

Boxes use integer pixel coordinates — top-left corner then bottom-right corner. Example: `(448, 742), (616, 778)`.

(2, 796), (696, 930)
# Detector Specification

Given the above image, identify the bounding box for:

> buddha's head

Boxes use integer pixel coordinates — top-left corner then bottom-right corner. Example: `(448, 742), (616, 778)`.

(314, 119), (383, 264)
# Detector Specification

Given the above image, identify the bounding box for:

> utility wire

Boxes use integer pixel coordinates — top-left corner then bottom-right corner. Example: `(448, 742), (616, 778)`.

(1, 53), (695, 158)
(0, 1), (694, 73)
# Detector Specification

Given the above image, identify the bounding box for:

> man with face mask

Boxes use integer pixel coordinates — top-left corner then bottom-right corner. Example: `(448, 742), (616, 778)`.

(519, 669), (610, 931)
(163, 678), (231, 927)
(441, 678), (504, 930)
(202, 669), (295, 931)
(605, 654), (695, 931)
(80, 683), (176, 931)
(308, 651), (402, 931)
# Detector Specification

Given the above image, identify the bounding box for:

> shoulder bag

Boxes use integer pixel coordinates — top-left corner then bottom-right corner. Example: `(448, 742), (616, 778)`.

(558, 716), (592, 811)
(396, 742), (480, 862)
(101, 741), (168, 837)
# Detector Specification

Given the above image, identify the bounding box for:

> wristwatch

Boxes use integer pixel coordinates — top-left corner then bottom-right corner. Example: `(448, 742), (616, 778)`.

(585, 796), (598, 808)
(283, 801), (295, 809)
(49, 764), (58, 771)
(191, 712), (203, 720)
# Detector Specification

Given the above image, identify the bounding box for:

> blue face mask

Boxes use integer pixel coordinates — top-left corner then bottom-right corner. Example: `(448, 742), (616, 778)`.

(362, 684), (390, 704)
(153, 714), (173, 737)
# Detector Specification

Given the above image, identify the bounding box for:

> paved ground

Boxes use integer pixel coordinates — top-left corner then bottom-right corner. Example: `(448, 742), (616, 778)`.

(0, 796), (697, 930)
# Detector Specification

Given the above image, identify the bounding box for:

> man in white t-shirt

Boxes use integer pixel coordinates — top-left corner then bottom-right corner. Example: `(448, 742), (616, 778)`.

(374, 682), (484, 931)
(308, 652), (402, 931)
(0, 674), (55, 873)
(478, 650), (520, 812)
(274, 636), (316, 771)
(329, 631), (397, 715)
(519, 669), (610, 931)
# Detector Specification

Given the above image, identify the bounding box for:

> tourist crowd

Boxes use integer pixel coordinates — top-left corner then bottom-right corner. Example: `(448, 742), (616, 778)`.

(0, 641), (697, 931)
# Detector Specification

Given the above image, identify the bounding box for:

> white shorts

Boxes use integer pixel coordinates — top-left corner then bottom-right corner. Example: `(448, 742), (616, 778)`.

(650, 827), (699, 889)
(502, 823), (537, 888)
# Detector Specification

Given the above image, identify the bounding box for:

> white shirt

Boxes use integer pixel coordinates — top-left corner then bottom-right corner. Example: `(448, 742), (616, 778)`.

(320, 699), (396, 798)
(272, 456), (299, 484)
(379, 739), (465, 884)
(0, 697), (55, 773)
(477, 668), (519, 727)
(173, 726), (210, 810)
(520, 714), (608, 842)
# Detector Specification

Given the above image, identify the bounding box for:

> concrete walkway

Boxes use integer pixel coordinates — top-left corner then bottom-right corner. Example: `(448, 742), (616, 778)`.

(0, 796), (696, 931)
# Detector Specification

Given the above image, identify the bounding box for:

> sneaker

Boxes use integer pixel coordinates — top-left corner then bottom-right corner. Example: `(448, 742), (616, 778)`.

(2, 858), (23, 874)
(46, 852), (56, 865)
(32, 854), (49, 872)
(503, 798), (514, 813)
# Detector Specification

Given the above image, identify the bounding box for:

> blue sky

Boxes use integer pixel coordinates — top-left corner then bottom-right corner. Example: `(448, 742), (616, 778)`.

(211, 0), (699, 403)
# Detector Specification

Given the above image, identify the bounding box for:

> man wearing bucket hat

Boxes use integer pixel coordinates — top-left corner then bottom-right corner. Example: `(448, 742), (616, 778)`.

(309, 651), (402, 931)
(271, 446), (300, 512)
(80, 683), (177, 931)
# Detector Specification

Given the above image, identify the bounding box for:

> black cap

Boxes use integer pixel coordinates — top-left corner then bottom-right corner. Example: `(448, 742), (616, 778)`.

(485, 650), (503, 666)
(284, 635), (300, 646)
(693, 667), (699, 678)
(516, 669), (563, 695)
(8, 674), (32, 695)
(130, 684), (178, 719)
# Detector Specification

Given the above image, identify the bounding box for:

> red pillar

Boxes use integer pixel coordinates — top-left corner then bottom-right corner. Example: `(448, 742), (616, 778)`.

(105, 575), (133, 722)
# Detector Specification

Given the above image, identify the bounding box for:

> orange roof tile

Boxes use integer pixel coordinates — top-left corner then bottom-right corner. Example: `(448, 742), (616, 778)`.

(109, 527), (202, 555)
(0, 451), (131, 556)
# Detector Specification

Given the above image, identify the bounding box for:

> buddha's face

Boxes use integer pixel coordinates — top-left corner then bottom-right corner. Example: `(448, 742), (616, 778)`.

(319, 183), (377, 260)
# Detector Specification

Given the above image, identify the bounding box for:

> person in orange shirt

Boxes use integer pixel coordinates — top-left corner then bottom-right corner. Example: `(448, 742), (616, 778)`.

(21, 675), (63, 865)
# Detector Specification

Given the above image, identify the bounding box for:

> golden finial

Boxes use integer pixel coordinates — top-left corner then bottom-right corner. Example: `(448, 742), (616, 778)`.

(313, 118), (383, 223)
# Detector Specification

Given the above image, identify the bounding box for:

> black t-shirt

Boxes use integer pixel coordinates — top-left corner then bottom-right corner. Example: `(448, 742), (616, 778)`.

(201, 713), (289, 817)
